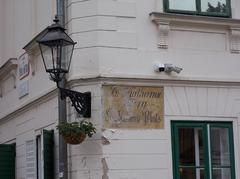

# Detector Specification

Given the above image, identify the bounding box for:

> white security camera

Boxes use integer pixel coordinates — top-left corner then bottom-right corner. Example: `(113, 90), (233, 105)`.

(154, 63), (183, 74)
(154, 63), (165, 72)
(164, 64), (183, 73)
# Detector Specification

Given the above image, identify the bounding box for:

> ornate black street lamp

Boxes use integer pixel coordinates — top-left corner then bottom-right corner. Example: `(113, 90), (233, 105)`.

(38, 17), (75, 83)
(37, 16), (91, 117)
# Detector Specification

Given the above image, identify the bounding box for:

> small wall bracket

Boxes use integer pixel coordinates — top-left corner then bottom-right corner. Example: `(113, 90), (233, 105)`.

(59, 88), (91, 118)
(230, 28), (240, 53)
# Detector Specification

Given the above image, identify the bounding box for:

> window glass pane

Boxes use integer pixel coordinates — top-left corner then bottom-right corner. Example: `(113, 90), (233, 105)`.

(210, 127), (230, 166)
(169, 0), (196, 11)
(201, 0), (227, 13)
(180, 168), (205, 179)
(179, 128), (205, 166)
(212, 168), (231, 179)
(61, 44), (74, 72)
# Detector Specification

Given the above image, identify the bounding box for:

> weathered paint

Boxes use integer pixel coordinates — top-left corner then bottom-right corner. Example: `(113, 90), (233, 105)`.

(103, 85), (164, 129)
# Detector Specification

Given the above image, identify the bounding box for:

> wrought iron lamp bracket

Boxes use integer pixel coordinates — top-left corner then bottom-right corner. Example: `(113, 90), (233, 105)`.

(59, 88), (91, 118)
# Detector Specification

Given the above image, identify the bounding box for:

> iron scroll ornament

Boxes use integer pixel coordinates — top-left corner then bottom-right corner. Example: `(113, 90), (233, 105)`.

(59, 88), (91, 118)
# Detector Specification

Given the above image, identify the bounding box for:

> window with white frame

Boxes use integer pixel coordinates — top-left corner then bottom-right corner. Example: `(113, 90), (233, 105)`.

(164, 0), (231, 17)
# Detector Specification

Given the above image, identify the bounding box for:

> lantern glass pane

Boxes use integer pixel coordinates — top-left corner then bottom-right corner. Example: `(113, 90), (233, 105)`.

(39, 43), (62, 73)
(61, 43), (74, 72)
(39, 44), (53, 72)
(168, 0), (196, 11)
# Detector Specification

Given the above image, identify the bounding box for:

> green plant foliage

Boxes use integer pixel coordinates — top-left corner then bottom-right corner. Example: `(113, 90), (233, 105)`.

(57, 121), (96, 137)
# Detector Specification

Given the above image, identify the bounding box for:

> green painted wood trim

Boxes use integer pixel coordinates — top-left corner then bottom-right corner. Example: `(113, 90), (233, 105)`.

(163, 0), (169, 12)
(0, 144), (16, 179)
(171, 121), (235, 179)
(171, 121), (177, 179)
(196, 0), (201, 13)
(171, 122), (208, 179)
(43, 130), (55, 179)
(179, 165), (205, 168)
(164, 0), (231, 18)
(228, 123), (236, 179)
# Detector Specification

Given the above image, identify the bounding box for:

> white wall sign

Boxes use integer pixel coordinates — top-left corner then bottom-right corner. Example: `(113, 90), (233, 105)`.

(18, 80), (29, 98)
(18, 53), (29, 79)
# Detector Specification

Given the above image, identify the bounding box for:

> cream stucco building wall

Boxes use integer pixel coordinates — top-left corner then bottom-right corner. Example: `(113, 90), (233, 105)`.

(1, 0), (240, 179)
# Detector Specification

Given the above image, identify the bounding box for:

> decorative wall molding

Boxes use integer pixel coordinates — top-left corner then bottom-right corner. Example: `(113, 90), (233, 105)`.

(230, 28), (240, 53)
(29, 55), (36, 76)
(0, 58), (18, 97)
(157, 21), (170, 49)
(0, 58), (17, 79)
(150, 12), (240, 52)
(165, 86), (240, 118)
(150, 12), (240, 27)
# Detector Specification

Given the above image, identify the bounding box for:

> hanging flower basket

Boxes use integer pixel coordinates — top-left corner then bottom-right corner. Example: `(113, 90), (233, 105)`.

(63, 132), (86, 144)
(57, 121), (96, 145)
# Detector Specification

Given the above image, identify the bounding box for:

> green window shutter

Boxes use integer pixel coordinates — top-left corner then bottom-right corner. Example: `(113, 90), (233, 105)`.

(0, 144), (16, 179)
(43, 130), (54, 179)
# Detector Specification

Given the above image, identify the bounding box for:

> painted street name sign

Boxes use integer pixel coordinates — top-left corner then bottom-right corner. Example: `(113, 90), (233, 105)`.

(103, 85), (164, 129)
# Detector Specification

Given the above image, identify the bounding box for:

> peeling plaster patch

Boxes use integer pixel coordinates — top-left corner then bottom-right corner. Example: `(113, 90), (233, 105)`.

(110, 129), (117, 133)
(81, 156), (87, 167)
(102, 129), (117, 137)
(102, 129), (118, 145)
(102, 158), (109, 179)
(102, 128), (117, 133)
(101, 136), (110, 145)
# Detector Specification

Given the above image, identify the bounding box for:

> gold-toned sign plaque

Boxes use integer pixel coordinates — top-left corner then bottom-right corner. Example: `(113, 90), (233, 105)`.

(103, 86), (164, 129)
